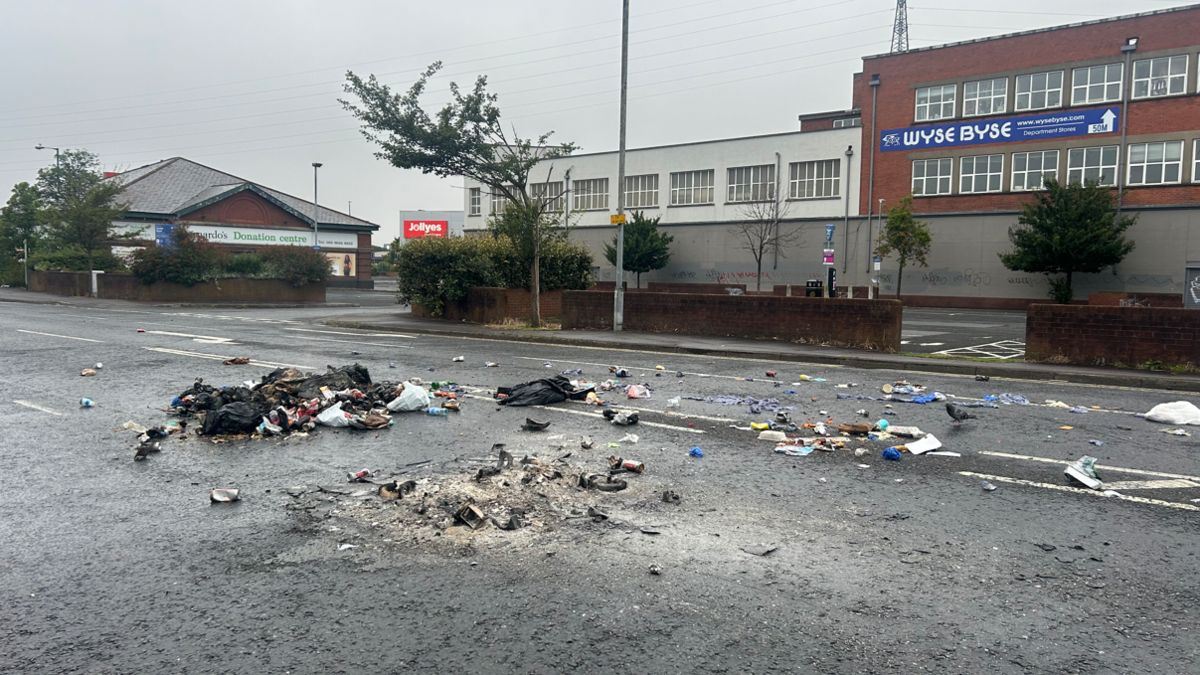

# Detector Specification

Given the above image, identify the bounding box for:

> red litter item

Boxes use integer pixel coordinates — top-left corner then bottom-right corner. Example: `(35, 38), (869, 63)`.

(352, 469), (370, 479)
(766, 371), (776, 377)
(137, 328), (146, 333)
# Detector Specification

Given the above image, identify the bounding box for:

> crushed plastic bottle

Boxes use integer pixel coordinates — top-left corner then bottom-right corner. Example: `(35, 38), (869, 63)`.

(426, 407), (449, 417)
(80, 398), (95, 408)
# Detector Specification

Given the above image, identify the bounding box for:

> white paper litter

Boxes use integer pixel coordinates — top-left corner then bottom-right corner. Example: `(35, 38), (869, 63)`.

(758, 430), (788, 442)
(618, 433), (639, 444)
(925, 451), (961, 457)
(887, 426), (925, 438)
(905, 434), (943, 455)
(1145, 401), (1200, 425)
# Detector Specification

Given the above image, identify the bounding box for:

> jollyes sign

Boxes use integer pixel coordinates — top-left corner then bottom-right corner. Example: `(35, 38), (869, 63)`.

(403, 220), (447, 238)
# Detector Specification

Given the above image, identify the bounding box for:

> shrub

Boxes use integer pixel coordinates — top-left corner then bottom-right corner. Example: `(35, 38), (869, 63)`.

(31, 246), (127, 273)
(395, 235), (594, 315)
(129, 227), (228, 286)
(225, 253), (266, 277)
(258, 245), (331, 287)
(1048, 276), (1074, 304)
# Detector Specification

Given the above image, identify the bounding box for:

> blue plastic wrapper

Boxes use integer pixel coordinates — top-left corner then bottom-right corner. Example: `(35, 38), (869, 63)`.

(689, 446), (704, 458)
(882, 447), (902, 461)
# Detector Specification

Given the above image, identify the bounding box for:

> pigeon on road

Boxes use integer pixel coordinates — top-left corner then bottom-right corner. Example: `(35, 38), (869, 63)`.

(946, 403), (976, 424)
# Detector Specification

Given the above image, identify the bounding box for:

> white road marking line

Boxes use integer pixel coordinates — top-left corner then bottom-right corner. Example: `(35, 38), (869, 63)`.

(513, 356), (788, 383)
(13, 400), (63, 415)
(959, 472), (1200, 511)
(918, 342), (945, 346)
(978, 450), (1200, 482)
(285, 327), (416, 339)
(144, 330), (237, 344)
(143, 347), (312, 370)
(289, 336), (412, 349)
(16, 329), (102, 342)
(56, 314), (109, 320)
(568, 399), (738, 423)
(1102, 479), (1200, 490)
(160, 312), (302, 325)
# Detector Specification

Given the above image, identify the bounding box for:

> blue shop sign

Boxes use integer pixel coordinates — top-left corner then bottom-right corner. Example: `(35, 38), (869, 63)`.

(880, 107), (1118, 152)
(154, 223), (175, 247)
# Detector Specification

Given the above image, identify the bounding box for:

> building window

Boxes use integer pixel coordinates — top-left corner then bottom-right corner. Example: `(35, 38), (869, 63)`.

(530, 181), (564, 210)
(1127, 141), (1184, 186)
(912, 158), (952, 196)
(624, 174), (659, 208)
(489, 191), (507, 215)
(1011, 150), (1059, 191)
(1071, 63), (1123, 105)
(959, 155), (1004, 194)
(963, 78), (1007, 117)
(833, 117), (861, 128)
(1195, 140), (1200, 183)
(789, 160), (840, 199)
(669, 170), (714, 205)
(468, 188), (481, 216)
(1067, 146), (1118, 186)
(1015, 71), (1063, 111)
(726, 164), (775, 202)
(1132, 55), (1188, 99)
(915, 84), (955, 121)
(572, 178), (609, 211)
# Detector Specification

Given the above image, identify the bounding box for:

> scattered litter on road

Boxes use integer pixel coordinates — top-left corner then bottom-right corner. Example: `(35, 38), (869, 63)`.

(882, 448), (903, 461)
(775, 445), (814, 456)
(667, 396), (681, 409)
(1145, 401), (1200, 425)
(740, 543), (777, 557)
(662, 490), (681, 504)
(455, 504), (487, 529)
(758, 430), (787, 442)
(1046, 400), (1070, 409)
(210, 488), (240, 503)
(1164, 428), (1192, 436)
(617, 434), (640, 444)
(854, 448), (870, 458)
(604, 410), (639, 426)
(222, 357), (250, 365)
(522, 418), (551, 431)
(581, 436), (594, 449)
(975, 375), (990, 382)
(1088, 439), (1104, 447)
(1060, 426), (1074, 430)
(905, 434), (943, 455)
(982, 481), (997, 491)
(337, 543), (358, 551)
(926, 451), (961, 457)
(485, 362), (499, 368)
(1065, 456), (1103, 490)
(689, 446), (704, 458)
(498, 375), (591, 407)
(649, 562), (662, 575)
(80, 398), (94, 408)
(80, 368), (97, 377)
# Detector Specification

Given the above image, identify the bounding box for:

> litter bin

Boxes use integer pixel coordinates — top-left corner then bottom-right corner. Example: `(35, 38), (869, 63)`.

(805, 280), (824, 298)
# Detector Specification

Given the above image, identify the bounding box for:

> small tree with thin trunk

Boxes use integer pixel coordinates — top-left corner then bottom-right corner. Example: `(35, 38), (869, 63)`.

(44, 181), (128, 276)
(999, 178), (1136, 304)
(0, 182), (44, 254)
(341, 62), (576, 327)
(730, 198), (800, 292)
(875, 194), (932, 299)
(604, 211), (673, 288)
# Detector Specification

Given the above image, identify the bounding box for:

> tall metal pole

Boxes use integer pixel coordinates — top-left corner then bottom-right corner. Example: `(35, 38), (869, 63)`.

(866, 76), (880, 273)
(841, 145), (853, 274)
(312, 163), (323, 249)
(613, 0), (629, 331)
(1115, 38), (1137, 222)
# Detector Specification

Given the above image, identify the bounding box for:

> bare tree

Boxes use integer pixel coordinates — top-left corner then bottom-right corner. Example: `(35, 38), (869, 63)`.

(729, 197), (802, 292)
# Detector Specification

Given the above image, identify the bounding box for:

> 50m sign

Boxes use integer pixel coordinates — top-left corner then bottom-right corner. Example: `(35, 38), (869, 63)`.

(880, 107), (1118, 152)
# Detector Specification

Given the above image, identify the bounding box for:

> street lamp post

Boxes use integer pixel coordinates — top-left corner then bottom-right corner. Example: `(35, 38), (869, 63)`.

(613, 0), (630, 332)
(312, 163), (323, 250)
(35, 144), (60, 168)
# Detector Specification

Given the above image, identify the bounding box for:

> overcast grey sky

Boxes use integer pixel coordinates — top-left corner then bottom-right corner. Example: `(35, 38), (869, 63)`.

(0, 0), (1189, 242)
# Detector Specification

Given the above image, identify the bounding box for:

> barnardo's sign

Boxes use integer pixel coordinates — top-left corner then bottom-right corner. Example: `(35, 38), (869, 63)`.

(880, 107), (1118, 152)
(183, 224), (358, 249)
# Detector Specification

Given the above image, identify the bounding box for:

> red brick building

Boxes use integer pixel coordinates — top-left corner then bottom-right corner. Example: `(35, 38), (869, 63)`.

(107, 158), (379, 288)
(844, 4), (1200, 307)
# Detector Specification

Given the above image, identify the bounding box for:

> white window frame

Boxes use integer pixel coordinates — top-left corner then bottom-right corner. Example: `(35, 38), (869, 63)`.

(624, 174), (659, 208)
(963, 78), (1007, 117)
(726, 164), (775, 203)
(1071, 63), (1123, 105)
(468, 188), (481, 216)
(530, 181), (564, 210)
(489, 191), (507, 215)
(1067, 146), (1119, 187)
(1194, 139), (1200, 183)
(1011, 150), (1059, 191)
(789, 160), (840, 199)
(915, 84), (956, 122)
(832, 117), (861, 128)
(572, 178), (609, 211)
(1132, 55), (1188, 99)
(912, 158), (953, 196)
(959, 154), (1004, 194)
(1127, 141), (1184, 186)
(1015, 70), (1064, 111)
(669, 170), (715, 206)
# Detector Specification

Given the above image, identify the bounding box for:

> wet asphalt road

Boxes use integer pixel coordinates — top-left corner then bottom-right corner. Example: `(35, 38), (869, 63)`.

(2, 300), (1199, 674)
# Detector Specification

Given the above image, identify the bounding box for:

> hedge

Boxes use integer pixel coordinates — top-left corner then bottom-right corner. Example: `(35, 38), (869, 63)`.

(129, 226), (331, 287)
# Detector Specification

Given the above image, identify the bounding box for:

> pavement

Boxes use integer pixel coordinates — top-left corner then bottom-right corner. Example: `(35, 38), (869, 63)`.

(3, 297), (1200, 673)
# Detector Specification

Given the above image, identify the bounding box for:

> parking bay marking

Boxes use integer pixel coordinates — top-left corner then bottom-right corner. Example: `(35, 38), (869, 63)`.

(959, 472), (1200, 512)
(16, 329), (103, 343)
(13, 400), (63, 416)
(144, 347), (312, 370)
(979, 450), (1200, 483)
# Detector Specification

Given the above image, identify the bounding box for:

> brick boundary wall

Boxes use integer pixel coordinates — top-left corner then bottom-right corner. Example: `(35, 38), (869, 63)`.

(412, 288), (562, 323)
(1087, 292), (1182, 308)
(562, 291), (902, 351)
(28, 271), (325, 303)
(1026, 304), (1200, 366)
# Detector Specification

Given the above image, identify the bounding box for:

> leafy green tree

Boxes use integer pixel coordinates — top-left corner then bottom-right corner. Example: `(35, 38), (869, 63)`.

(33, 150), (130, 275)
(875, 194), (932, 299)
(341, 62), (576, 326)
(999, 178), (1136, 303)
(604, 211), (673, 288)
(0, 182), (45, 253)
(35, 149), (103, 210)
